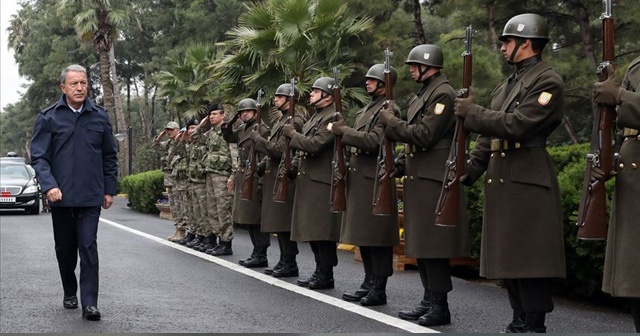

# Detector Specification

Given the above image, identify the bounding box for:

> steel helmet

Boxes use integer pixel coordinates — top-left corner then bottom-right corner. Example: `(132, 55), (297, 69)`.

(405, 44), (444, 68)
(274, 83), (299, 98)
(365, 64), (398, 87)
(499, 13), (549, 42)
(237, 98), (258, 112)
(311, 77), (335, 95)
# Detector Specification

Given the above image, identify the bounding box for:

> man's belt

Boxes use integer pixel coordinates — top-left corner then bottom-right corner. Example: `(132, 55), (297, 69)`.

(490, 138), (547, 151)
(350, 147), (373, 155)
(405, 139), (452, 153)
(623, 127), (639, 137)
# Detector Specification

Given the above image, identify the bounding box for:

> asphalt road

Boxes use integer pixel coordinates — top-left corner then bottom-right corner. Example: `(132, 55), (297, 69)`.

(0, 196), (634, 333)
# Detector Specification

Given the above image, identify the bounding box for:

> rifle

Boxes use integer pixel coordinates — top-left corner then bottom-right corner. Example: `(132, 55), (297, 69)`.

(577, 0), (615, 240)
(240, 89), (264, 200)
(372, 48), (395, 216)
(273, 78), (296, 203)
(330, 67), (347, 212)
(435, 25), (473, 227)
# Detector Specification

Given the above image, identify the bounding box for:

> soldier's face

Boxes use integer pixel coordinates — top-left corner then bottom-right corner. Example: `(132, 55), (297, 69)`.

(187, 125), (197, 134)
(365, 78), (383, 95)
(501, 37), (525, 62)
(274, 95), (287, 110)
(166, 128), (179, 138)
(209, 110), (224, 126)
(240, 110), (256, 122)
(60, 71), (88, 110)
(409, 63), (425, 82)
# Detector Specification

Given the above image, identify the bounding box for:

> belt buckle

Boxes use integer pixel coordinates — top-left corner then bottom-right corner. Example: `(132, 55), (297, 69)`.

(623, 127), (639, 137)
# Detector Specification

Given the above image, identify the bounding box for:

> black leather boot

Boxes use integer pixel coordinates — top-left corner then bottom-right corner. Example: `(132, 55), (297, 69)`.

(239, 252), (257, 266)
(186, 235), (204, 248)
(630, 298), (640, 332)
(272, 256), (299, 278)
(342, 273), (374, 302)
(177, 232), (195, 245)
(308, 270), (335, 290)
(195, 235), (217, 252)
(210, 240), (233, 256)
(398, 290), (432, 320)
(504, 310), (526, 333)
(418, 291), (451, 326)
(297, 267), (320, 287)
(523, 312), (547, 333)
(360, 276), (387, 306)
(243, 254), (268, 268)
(265, 258), (284, 275)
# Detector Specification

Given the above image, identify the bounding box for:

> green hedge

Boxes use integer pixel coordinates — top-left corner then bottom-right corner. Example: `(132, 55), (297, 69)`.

(119, 170), (164, 214)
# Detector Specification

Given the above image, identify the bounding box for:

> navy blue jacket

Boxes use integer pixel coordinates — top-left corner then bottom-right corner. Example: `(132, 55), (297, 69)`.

(30, 95), (118, 207)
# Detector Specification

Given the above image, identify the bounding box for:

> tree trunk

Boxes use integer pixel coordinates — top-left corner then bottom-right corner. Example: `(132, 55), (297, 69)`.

(99, 50), (116, 128)
(109, 44), (130, 176)
(413, 0), (426, 44)
(486, 2), (499, 52)
(575, 4), (598, 67)
(562, 115), (579, 144)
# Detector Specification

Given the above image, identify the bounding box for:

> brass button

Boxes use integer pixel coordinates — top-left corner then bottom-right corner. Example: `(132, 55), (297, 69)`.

(297, 172), (301, 176)
(500, 152), (506, 158)
(487, 179), (493, 184)
(410, 176), (414, 180)
(491, 153), (495, 158)
(410, 153), (414, 158)
(619, 163), (625, 170)
(632, 163), (638, 170)
(500, 178), (504, 184)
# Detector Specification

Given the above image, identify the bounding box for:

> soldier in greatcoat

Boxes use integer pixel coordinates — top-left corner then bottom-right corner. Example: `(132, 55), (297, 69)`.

(378, 44), (470, 327)
(329, 64), (399, 306)
(282, 76), (342, 290)
(222, 99), (270, 261)
(250, 83), (305, 277)
(454, 14), (566, 333)
(593, 56), (640, 332)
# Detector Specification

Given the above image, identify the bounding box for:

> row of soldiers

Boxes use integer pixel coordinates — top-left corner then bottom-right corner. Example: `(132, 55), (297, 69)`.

(152, 12), (639, 333)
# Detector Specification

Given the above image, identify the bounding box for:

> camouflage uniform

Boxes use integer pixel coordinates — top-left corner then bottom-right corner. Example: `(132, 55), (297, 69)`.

(185, 137), (209, 246)
(170, 139), (190, 232)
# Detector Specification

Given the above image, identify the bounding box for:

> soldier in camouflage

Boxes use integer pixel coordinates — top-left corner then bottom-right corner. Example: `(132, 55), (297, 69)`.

(152, 121), (183, 241)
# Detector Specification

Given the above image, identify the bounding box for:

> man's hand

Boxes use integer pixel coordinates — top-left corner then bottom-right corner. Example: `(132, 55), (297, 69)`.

(328, 120), (346, 136)
(282, 124), (296, 138)
(154, 129), (167, 142)
(455, 87), (474, 118)
(227, 175), (235, 193)
(459, 174), (473, 186)
(46, 188), (63, 203)
(249, 130), (262, 142)
(378, 107), (395, 126)
(390, 162), (404, 178)
(594, 65), (624, 106)
(103, 194), (114, 209)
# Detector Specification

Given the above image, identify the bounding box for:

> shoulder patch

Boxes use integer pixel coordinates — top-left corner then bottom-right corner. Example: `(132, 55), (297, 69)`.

(434, 103), (445, 115)
(537, 92), (552, 105)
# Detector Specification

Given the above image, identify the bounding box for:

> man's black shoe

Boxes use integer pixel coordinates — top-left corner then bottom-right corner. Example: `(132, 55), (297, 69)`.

(272, 263), (299, 278)
(243, 255), (268, 268)
(342, 288), (370, 302)
(308, 272), (334, 290)
(417, 304), (451, 326)
(398, 301), (430, 320)
(82, 306), (101, 321)
(296, 270), (319, 287)
(264, 261), (284, 275)
(210, 241), (233, 256)
(63, 295), (78, 309)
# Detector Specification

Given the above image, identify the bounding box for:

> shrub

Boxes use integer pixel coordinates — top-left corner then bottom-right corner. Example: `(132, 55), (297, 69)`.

(119, 170), (164, 214)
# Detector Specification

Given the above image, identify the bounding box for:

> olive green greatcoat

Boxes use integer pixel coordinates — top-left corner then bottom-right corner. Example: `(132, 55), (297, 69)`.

(603, 56), (640, 298)
(385, 74), (470, 259)
(289, 105), (342, 242)
(254, 113), (305, 233)
(464, 59), (566, 279)
(222, 120), (268, 225)
(340, 95), (399, 247)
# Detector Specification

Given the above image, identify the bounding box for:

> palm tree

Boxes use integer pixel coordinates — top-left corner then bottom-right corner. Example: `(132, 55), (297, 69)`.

(215, 0), (373, 112)
(58, 0), (135, 175)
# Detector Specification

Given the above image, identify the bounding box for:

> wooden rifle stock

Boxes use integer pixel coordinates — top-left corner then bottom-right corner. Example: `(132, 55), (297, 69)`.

(577, 0), (615, 240)
(273, 78), (296, 203)
(240, 89), (264, 201)
(435, 25), (473, 227)
(330, 67), (347, 212)
(372, 48), (395, 216)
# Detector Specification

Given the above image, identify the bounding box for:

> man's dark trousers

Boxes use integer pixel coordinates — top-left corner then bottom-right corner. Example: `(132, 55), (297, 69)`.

(51, 206), (101, 307)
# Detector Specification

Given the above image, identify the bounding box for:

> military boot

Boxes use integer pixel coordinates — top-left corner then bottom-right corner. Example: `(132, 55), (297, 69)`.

(210, 240), (233, 256)
(186, 234), (204, 248)
(297, 267), (320, 287)
(242, 247), (268, 268)
(360, 276), (388, 306)
(342, 273), (374, 302)
(177, 232), (196, 245)
(504, 310), (526, 333)
(265, 256), (284, 275)
(522, 312), (547, 333)
(308, 269), (335, 290)
(196, 235), (217, 252)
(418, 291), (451, 327)
(398, 290), (432, 320)
(169, 228), (186, 242)
(166, 227), (180, 241)
(272, 255), (298, 278)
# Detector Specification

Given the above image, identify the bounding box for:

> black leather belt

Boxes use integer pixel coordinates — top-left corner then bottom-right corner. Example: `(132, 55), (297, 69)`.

(405, 139), (452, 153)
(490, 138), (547, 151)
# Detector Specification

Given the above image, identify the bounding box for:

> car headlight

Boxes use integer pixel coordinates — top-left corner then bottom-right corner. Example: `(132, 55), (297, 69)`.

(23, 185), (39, 194)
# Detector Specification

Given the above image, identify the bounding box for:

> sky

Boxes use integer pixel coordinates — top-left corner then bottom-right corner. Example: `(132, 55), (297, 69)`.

(1, 0), (30, 113)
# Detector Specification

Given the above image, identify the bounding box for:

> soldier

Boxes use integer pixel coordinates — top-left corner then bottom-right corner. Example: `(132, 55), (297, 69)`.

(222, 99), (269, 261)
(282, 76), (342, 290)
(592, 56), (640, 332)
(378, 45), (470, 326)
(329, 64), (399, 306)
(191, 104), (234, 255)
(250, 83), (305, 277)
(172, 127), (194, 246)
(454, 14), (566, 333)
(152, 121), (183, 241)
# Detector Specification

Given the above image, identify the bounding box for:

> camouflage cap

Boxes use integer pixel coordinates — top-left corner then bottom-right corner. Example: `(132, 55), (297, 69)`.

(165, 121), (180, 130)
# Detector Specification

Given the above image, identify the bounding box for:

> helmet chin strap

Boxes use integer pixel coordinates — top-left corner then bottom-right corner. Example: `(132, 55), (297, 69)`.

(507, 39), (523, 65)
(310, 92), (329, 107)
(417, 65), (431, 82)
